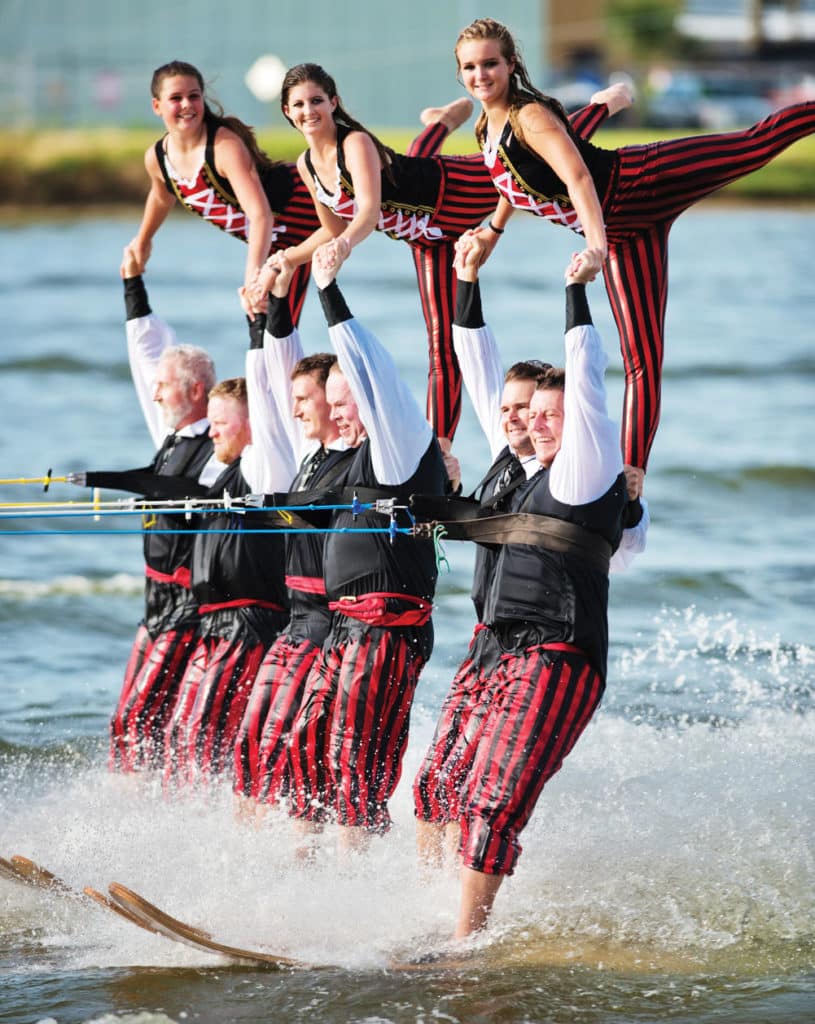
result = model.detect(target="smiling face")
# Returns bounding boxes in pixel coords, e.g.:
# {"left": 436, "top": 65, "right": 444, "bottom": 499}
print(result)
{"left": 152, "top": 74, "right": 205, "bottom": 135}
{"left": 528, "top": 387, "right": 565, "bottom": 467}
{"left": 282, "top": 80, "right": 338, "bottom": 140}
{"left": 291, "top": 371, "right": 338, "bottom": 444}
{"left": 325, "top": 369, "right": 365, "bottom": 448}
{"left": 207, "top": 394, "right": 251, "bottom": 465}
{"left": 455, "top": 38, "right": 514, "bottom": 109}
{"left": 500, "top": 378, "right": 536, "bottom": 458}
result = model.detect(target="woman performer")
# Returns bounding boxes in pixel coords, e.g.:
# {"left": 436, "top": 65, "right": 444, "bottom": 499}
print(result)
{"left": 260, "top": 63, "right": 629, "bottom": 439}
{"left": 454, "top": 17, "right": 815, "bottom": 484}
{"left": 125, "top": 60, "right": 314, "bottom": 321}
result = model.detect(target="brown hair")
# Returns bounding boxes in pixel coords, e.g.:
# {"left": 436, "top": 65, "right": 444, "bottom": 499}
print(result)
{"left": 280, "top": 63, "right": 396, "bottom": 185}
{"left": 534, "top": 366, "right": 566, "bottom": 393}
{"left": 454, "top": 18, "right": 572, "bottom": 152}
{"left": 505, "top": 358, "right": 552, "bottom": 384}
{"left": 151, "top": 60, "right": 277, "bottom": 171}
{"left": 291, "top": 352, "right": 337, "bottom": 386}
{"left": 209, "top": 376, "right": 248, "bottom": 404}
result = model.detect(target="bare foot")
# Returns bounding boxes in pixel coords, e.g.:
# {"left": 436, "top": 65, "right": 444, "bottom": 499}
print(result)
{"left": 420, "top": 96, "right": 474, "bottom": 132}
{"left": 590, "top": 81, "right": 635, "bottom": 117}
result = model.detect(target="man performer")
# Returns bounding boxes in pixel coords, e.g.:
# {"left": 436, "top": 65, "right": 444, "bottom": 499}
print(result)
{"left": 422, "top": 239, "right": 639, "bottom": 937}
{"left": 413, "top": 239, "right": 649, "bottom": 868}
{"left": 233, "top": 258, "right": 355, "bottom": 811}
{"left": 162, "top": 287, "right": 297, "bottom": 786}
{"left": 110, "top": 247, "right": 221, "bottom": 772}
{"left": 284, "top": 256, "right": 448, "bottom": 852}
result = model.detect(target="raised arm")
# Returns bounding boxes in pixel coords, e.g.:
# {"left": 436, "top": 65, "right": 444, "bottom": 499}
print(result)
{"left": 241, "top": 282, "right": 299, "bottom": 494}
{"left": 256, "top": 257, "right": 311, "bottom": 465}
{"left": 312, "top": 264, "right": 431, "bottom": 486}
{"left": 549, "top": 251, "right": 621, "bottom": 505}
{"left": 121, "top": 245, "right": 177, "bottom": 449}
{"left": 451, "top": 235, "right": 506, "bottom": 458}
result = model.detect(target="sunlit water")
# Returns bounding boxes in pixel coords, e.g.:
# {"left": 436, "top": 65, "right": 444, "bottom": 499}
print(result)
{"left": 1, "top": 208, "right": 813, "bottom": 1024}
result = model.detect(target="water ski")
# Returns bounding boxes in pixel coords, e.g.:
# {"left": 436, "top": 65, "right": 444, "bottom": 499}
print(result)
{"left": 1, "top": 854, "right": 163, "bottom": 934}
{"left": 108, "top": 882, "right": 306, "bottom": 969}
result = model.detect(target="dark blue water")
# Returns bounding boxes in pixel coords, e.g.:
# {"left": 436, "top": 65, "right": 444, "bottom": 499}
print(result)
{"left": 0, "top": 209, "right": 813, "bottom": 1024}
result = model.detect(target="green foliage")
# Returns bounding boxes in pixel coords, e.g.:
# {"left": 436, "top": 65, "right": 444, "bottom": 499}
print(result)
{"left": 0, "top": 127, "right": 813, "bottom": 208}
{"left": 606, "top": 0, "right": 684, "bottom": 61}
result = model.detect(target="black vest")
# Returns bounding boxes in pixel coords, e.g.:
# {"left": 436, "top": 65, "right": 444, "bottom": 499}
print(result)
{"left": 483, "top": 467, "right": 626, "bottom": 677}
{"left": 469, "top": 446, "right": 526, "bottom": 622}
{"left": 284, "top": 446, "right": 356, "bottom": 622}
{"left": 323, "top": 438, "right": 447, "bottom": 602}
{"left": 143, "top": 431, "right": 213, "bottom": 575}
{"left": 191, "top": 459, "right": 288, "bottom": 609}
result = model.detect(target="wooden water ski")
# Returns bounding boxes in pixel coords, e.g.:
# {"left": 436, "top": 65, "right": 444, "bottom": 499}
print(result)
{"left": 9, "top": 854, "right": 75, "bottom": 892}
{"left": 108, "top": 882, "right": 305, "bottom": 969}
{"left": 1, "top": 854, "right": 162, "bottom": 935}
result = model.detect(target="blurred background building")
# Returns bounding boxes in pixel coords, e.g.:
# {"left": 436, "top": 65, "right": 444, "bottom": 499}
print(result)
{"left": 1, "top": 0, "right": 814, "bottom": 129}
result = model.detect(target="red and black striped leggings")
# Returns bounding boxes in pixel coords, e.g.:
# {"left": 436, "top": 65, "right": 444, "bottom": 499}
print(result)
{"left": 600, "top": 101, "right": 815, "bottom": 470}
{"left": 458, "top": 644, "right": 604, "bottom": 877}
{"left": 406, "top": 104, "right": 612, "bottom": 440}
{"left": 287, "top": 624, "right": 426, "bottom": 832}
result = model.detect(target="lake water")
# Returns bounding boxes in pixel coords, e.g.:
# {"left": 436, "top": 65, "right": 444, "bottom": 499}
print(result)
{"left": 0, "top": 208, "right": 813, "bottom": 1024}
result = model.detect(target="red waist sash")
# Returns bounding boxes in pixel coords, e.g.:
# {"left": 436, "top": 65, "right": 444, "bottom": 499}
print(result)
{"left": 328, "top": 592, "right": 433, "bottom": 628}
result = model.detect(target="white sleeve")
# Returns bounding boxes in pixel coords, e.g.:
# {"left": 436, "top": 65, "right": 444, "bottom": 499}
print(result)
{"left": 453, "top": 322, "right": 506, "bottom": 459}
{"left": 262, "top": 323, "right": 309, "bottom": 464}
{"left": 549, "top": 322, "right": 623, "bottom": 507}
{"left": 329, "top": 318, "right": 432, "bottom": 486}
{"left": 240, "top": 347, "right": 298, "bottom": 494}
{"left": 126, "top": 313, "right": 177, "bottom": 450}
{"left": 609, "top": 498, "right": 650, "bottom": 573}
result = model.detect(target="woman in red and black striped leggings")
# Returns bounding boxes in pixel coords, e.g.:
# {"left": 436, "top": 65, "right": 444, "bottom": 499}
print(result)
{"left": 456, "top": 18, "right": 815, "bottom": 482}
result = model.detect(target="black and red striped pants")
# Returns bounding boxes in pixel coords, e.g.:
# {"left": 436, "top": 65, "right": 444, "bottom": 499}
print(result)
{"left": 268, "top": 173, "right": 320, "bottom": 326}
{"left": 287, "top": 620, "right": 428, "bottom": 832}
{"left": 413, "top": 624, "right": 498, "bottom": 823}
{"left": 232, "top": 632, "right": 322, "bottom": 802}
{"left": 109, "top": 581, "right": 200, "bottom": 773}
{"left": 457, "top": 641, "right": 604, "bottom": 876}
{"left": 163, "top": 606, "right": 286, "bottom": 787}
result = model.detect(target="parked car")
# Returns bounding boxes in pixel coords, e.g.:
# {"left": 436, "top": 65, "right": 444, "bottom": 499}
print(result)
{"left": 647, "top": 69, "right": 775, "bottom": 129}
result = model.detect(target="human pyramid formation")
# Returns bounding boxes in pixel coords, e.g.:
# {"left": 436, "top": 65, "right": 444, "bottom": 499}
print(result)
{"left": 107, "top": 18, "right": 814, "bottom": 938}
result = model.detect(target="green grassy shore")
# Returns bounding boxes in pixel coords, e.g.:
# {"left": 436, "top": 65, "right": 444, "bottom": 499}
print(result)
{"left": 2, "top": 126, "right": 814, "bottom": 208}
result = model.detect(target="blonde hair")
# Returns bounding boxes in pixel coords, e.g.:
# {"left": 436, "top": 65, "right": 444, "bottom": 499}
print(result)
{"left": 455, "top": 18, "right": 571, "bottom": 152}
{"left": 208, "top": 376, "right": 247, "bottom": 405}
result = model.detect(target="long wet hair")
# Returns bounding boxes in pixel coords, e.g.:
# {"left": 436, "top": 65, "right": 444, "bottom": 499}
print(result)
{"left": 454, "top": 19, "right": 572, "bottom": 152}
{"left": 151, "top": 60, "right": 276, "bottom": 171}
{"left": 280, "top": 63, "right": 396, "bottom": 185}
